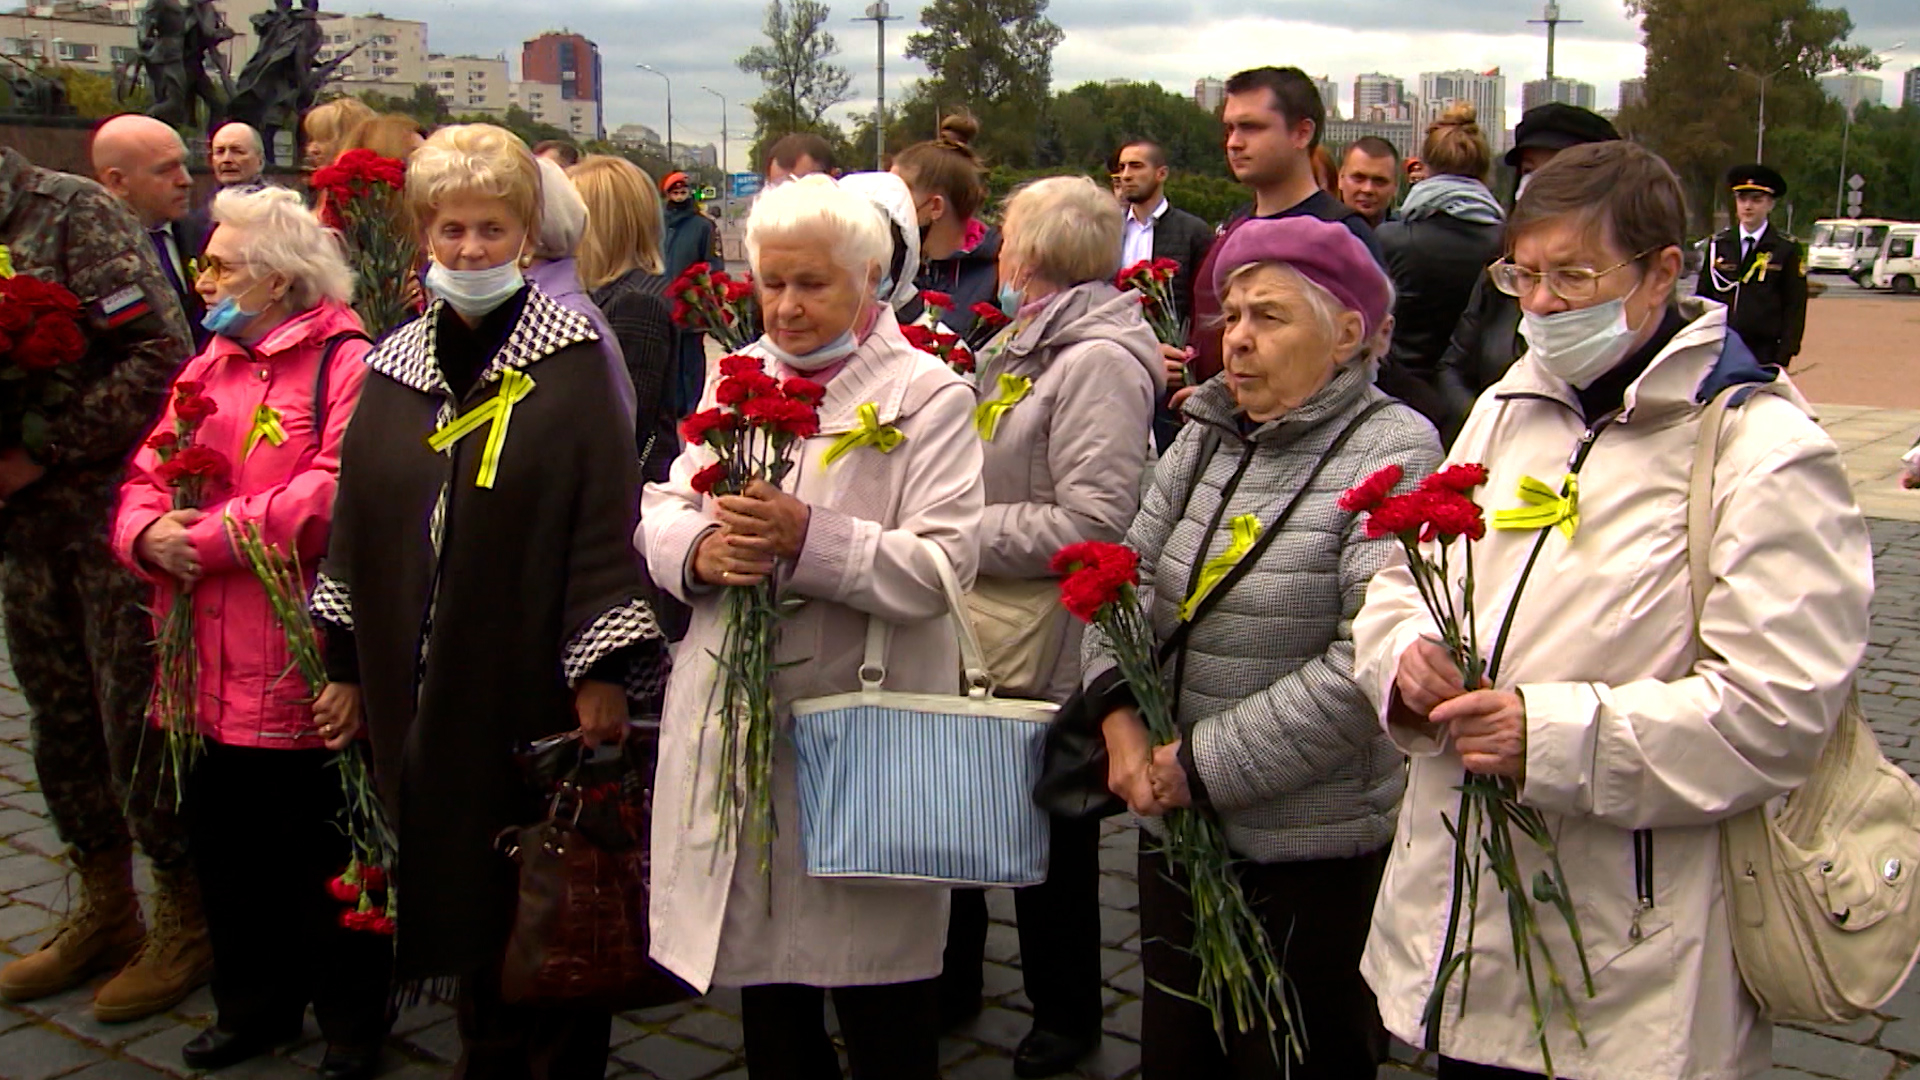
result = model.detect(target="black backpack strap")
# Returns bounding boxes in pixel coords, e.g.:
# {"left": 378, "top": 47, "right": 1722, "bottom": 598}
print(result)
{"left": 311, "top": 331, "right": 370, "bottom": 441}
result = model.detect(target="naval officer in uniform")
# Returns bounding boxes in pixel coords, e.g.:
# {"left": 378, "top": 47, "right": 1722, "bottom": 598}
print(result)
{"left": 1697, "top": 163, "right": 1808, "bottom": 369}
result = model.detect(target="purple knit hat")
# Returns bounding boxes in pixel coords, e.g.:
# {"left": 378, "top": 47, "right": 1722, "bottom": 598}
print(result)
{"left": 1211, "top": 217, "right": 1393, "bottom": 337}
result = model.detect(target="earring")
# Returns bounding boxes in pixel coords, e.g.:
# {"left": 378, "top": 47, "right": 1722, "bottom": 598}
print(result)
{"left": 518, "top": 252, "right": 533, "bottom": 269}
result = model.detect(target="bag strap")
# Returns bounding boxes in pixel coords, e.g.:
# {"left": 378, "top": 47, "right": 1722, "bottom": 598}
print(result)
{"left": 859, "top": 538, "right": 994, "bottom": 698}
{"left": 1156, "top": 399, "right": 1392, "bottom": 668}
{"left": 1686, "top": 382, "right": 1786, "bottom": 620}
{"left": 312, "top": 331, "right": 370, "bottom": 441}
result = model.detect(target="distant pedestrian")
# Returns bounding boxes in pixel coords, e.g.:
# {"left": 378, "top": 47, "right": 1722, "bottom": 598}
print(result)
{"left": 299, "top": 98, "right": 375, "bottom": 170}
{"left": 1375, "top": 103, "right": 1504, "bottom": 428}
{"left": 661, "top": 169, "right": 718, "bottom": 414}
{"left": 524, "top": 157, "right": 637, "bottom": 423}
{"left": 764, "top": 132, "right": 835, "bottom": 184}
{"left": 893, "top": 113, "right": 1001, "bottom": 341}
{"left": 1338, "top": 136, "right": 1400, "bottom": 228}
{"left": 209, "top": 121, "right": 267, "bottom": 193}
{"left": 1112, "top": 137, "right": 1215, "bottom": 451}
{"left": 1697, "top": 164, "right": 1807, "bottom": 370}
{"left": 533, "top": 139, "right": 581, "bottom": 167}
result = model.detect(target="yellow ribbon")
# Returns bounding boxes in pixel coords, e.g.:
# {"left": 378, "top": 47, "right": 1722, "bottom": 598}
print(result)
{"left": 973, "top": 373, "right": 1033, "bottom": 441}
{"left": 821, "top": 402, "right": 905, "bottom": 466}
{"left": 1491, "top": 473, "right": 1580, "bottom": 540}
{"left": 1742, "top": 252, "right": 1773, "bottom": 283}
{"left": 425, "top": 368, "right": 536, "bottom": 488}
{"left": 0, "top": 245, "right": 12, "bottom": 278}
{"left": 244, "top": 404, "right": 287, "bottom": 459}
{"left": 1178, "top": 514, "right": 1261, "bottom": 621}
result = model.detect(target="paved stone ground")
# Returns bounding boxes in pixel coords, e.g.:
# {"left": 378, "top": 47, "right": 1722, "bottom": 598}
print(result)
{"left": 2, "top": 520, "right": 1919, "bottom": 1079}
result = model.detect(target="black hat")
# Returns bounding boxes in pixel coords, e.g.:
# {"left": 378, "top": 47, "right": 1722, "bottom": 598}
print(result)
{"left": 1727, "top": 163, "right": 1786, "bottom": 198}
{"left": 1503, "top": 103, "right": 1621, "bottom": 167}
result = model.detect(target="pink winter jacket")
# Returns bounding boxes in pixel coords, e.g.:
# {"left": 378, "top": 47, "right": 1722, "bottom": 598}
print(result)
{"left": 112, "top": 299, "right": 372, "bottom": 749}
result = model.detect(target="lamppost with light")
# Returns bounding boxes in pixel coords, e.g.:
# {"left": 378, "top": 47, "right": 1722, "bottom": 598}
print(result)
{"left": 1727, "top": 60, "right": 1793, "bottom": 162}
{"left": 701, "top": 84, "right": 729, "bottom": 225}
{"left": 1825, "top": 42, "right": 1904, "bottom": 219}
{"left": 636, "top": 63, "right": 673, "bottom": 170}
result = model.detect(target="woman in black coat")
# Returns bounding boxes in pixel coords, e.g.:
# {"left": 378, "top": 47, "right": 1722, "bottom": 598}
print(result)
{"left": 311, "top": 124, "right": 663, "bottom": 1079}
{"left": 1374, "top": 103, "right": 1504, "bottom": 429}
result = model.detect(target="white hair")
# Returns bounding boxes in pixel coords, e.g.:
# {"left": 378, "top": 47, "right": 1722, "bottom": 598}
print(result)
{"left": 211, "top": 186, "right": 353, "bottom": 308}
{"left": 1002, "top": 176, "right": 1123, "bottom": 286}
{"left": 532, "top": 156, "right": 589, "bottom": 259}
{"left": 745, "top": 174, "right": 891, "bottom": 286}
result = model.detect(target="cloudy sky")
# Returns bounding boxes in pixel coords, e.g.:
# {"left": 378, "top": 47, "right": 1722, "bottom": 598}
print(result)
{"left": 364, "top": 0, "right": 1917, "bottom": 169}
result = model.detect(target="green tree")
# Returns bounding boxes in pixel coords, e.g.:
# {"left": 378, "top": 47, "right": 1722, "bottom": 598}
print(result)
{"left": 1619, "top": 0, "right": 1871, "bottom": 235}
{"left": 903, "top": 0, "right": 1063, "bottom": 164}
{"left": 737, "top": 0, "right": 854, "bottom": 153}
{"left": 358, "top": 83, "right": 450, "bottom": 128}
{"left": 1040, "top": 80, "right": 1226, "bottom": 177}
{"left": 45, "top": 65, "right": 149, "bottom": 118}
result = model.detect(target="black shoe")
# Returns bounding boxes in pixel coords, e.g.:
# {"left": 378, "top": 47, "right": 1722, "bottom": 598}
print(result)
{"left": 1013, "top": 1027, "right": 1100, "bottom": 1079}
{"left": 180, "top": 1025, "right": 294, "bottom": 1070}
{"left": 319, "top": 1044, "right": 382, "bottom": 1080}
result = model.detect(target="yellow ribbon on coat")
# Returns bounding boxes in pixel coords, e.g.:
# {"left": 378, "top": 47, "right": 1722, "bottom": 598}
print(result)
{"left": 1742, "top": 252, "right": 1773, "bottom": 283}
{"left": 0, "top": 245, "right": 13, "bottom": 278}
{"left": 973, "top": 373, "right": 1033, "bottom": 441}
{"left": 1178, "top": 514, "right": 1262, "bottom": 621}
{"left": 821, "top": 401, "right": 905, "bottom": 466}
{"left": 1491, "top": 473, "right": 1579, "bottom": 540}
{"left": 425, "top": 368, "right": 536, "bottom": 489}
{"left": 244, "top": 403, "right": 287, "bottom": 459}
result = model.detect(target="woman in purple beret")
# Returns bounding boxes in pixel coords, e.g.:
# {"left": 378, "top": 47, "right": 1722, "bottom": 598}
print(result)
{"left": 1083, "top": 215, "right": 1442, "bottom": 1079}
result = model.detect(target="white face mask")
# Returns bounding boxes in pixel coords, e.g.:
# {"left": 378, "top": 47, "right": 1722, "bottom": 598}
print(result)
{"left": 1520, "top": 278, "right": 1651, "bottom": 390}
{"left": 425, "top": 258, "right": 524, "bottom": 319}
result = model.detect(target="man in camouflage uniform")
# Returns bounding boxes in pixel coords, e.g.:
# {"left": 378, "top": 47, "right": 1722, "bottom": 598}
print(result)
{"left": 0, "top": 146, "right": 212, "bottom": 1022}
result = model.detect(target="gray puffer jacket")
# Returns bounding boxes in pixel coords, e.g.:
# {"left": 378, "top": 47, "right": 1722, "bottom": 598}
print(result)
{"left": 977, "top": 280, "right": 1163, "bottom": 702}
{"left": 1084, "top": 361, "right": 1442, "bottom": 862}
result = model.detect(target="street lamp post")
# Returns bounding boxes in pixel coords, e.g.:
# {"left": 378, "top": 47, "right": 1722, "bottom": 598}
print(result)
{"left": 1828, "top": 43, "right": 1904, "bottom": 219}
{"left": 853, "top": 2, "right": 901, "bottom": 172}
{"left": 701, "top": 85, "right": 729, "bottom": 224}
{"left": 637, "top": 63, "right": 673, "bottom": 170}
{"left": 1727, "top": 60, "right": 1793, "bottom": 162}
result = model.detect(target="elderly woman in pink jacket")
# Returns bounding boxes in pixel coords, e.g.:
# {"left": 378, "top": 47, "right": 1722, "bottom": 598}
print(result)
{"left": 112, "top": 187, "right": 389, "bottom": 1080}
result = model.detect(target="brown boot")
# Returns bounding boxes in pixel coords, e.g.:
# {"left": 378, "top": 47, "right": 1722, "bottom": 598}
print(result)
{"left": 0, "top": 845, "right": 145, "bottom": 1002}
{"left": 92, "top": 861, "right": 213, "bottom": 1022}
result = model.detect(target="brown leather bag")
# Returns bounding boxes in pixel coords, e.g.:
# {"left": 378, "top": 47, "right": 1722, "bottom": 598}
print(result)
{"left": 496, "top": 726, "right": 691, "bottom": 1010}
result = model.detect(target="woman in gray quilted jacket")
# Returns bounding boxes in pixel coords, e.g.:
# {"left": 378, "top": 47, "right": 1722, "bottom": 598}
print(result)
{"left": 1084, "top": 215, "right": 1442, "bottom": 1080}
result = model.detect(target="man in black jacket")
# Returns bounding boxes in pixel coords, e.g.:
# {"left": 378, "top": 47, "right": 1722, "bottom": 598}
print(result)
{"left": 1696, "top": 164, "right": 1807, "bottom": 369}
{"left": 1113, "top": 139, "right": 1214, "bottom": 324}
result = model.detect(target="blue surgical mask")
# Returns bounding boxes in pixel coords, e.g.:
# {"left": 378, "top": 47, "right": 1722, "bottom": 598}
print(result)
{"left": 200, "top": 278, "right": 270, "bottom": 340}
{"left": 426, "top": 258, "right": 524, "bottom": 319}
{"left": 762, "top": 327, "right": 859, "bottom": 372}
{"left": 997, "top": 280, "right": 1023, "bottom": 318}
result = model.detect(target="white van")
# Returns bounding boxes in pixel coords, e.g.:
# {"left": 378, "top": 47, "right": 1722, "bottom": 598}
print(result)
{"left": 1870, "top": 225, "right": 1919, "bottom": 294}
{"left": 1809, "top": 218, "right": 1896, "bottom": 275}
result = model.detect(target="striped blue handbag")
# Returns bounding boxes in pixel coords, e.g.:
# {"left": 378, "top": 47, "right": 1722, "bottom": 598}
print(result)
{"left": 790, "top": 540, "right": 1058, "bottom": 887}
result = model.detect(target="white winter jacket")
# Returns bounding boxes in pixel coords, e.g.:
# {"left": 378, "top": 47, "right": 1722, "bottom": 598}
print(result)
{"left": 1353, "top": 300, "right": 1873, "bottom": 1080}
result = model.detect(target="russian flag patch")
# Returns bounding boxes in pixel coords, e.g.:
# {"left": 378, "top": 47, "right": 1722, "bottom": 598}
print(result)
{"left": 94, "top": 285, "right": 153, "bottom": 329}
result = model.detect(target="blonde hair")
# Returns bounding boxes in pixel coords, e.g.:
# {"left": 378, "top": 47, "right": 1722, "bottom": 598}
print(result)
{"left": 746, "top": 174, "right": 890, "bottom": 285}
{"left": 302, "top": 98, "right": 375, "bottom": 166}
{"left": 569, "top": 155, "right": 664, "bottom": 287}
{"left": 1421, "top": 103, "right": 1492, "bottom": 181}
{"left": 340, "top": 113, "right": 426, "bottom": 161}
{"left": 1001, "top": 176, "right": 1123, "bottom": 287}
{"left": 211, "top": 186, "right": 354, "bottom": 309}
{"left": 405, "top": 124, "right": 542, "bottom": 241}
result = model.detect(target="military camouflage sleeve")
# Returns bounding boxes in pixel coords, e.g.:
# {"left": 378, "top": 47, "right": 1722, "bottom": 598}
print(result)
{"left": 42, "top": 190, "right": 192, "bottom": 470}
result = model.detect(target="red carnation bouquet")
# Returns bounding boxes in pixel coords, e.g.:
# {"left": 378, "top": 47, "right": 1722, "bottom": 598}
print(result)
{"left": 144, "top": 382, "right": 231, "bottom": 805}
{"left": 669, "top": 262, "right": 757, "bottom": 353}
{"left": 1052, "top": 541, "right": 1301, "bottom": 1062}
{"left": 310, "top": 149, "right": 417, "bottom": 337}
{"left": 1341, "top": 463, "right": 1593, "bottom": 1070}
{"left": 680, "top": 356, "right": 823, "bottom": 869}
{"left": 900, "top": 323, "right": 973, "bottom": 375}
{"left": 0, "top": 271, "right": 90, "bottom": 452}
{"left": 965, "top": 300, "right": 1012, "bottom": 350}
{"left": 1116, "top": 258, "right": 1186, "bottom": 348}
{"left": 228, "top": 520, "right": 398, "bottom": 935}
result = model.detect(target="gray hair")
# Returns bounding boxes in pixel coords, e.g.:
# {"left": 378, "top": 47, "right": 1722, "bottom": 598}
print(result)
{"left": 210, "top": 186, "right": 353, "bottom": 309}
{"left": 214, "top": 121, "right": 264, "bottom": 158}
{"left": 1001, "top": 176, "right": 1123, "bottom": 287}
{"left": 745, "top": 174, "right": 891, "bottom": 287}
{"left": 532, "top": 156, "right": 589, "bottom": 259}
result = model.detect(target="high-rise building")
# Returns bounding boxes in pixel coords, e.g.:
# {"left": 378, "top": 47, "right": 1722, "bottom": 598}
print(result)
{"left": 1354, "top": 73, "right": 1405, "bottom": 119}
{"left": 1521, "top": 77, "right": 1596, "bottom": 113}
{"left": 1419, "top": 68, "right": 1507, "bottom": 152}
{"left": 430, "top": 54, "right": 510, "bottom": 117}
{"left": 1194, "top": 76, "right": 1225, "bottom": 115}
{"left": 314, "top": 12, "right": 429, "bottom": 98}
{"left": 1820, "top": 73, "right": 1884, "bottom": 111}
{"left": 1906, "top": 68, "right": 1920, "bottom": 109}
{"left": 1323, "top": 119, "right": 1417, "bottom": 161}
{"left": 1618, "top": 77, "right": 1646, "bottom": 111}
{"left": 1312, "top": 75, "right": 1342, "bottom": 120}
{"left": 521, "top": 31, "right": 602, "bottom": 139}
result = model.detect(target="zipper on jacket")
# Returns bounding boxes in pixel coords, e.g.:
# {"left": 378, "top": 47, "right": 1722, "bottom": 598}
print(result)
{"left": 1631, "top": 828, "right": 1655, "bottom": 940}
{"left": 1170, "top": 439, "right": 1257, "bottom": 700}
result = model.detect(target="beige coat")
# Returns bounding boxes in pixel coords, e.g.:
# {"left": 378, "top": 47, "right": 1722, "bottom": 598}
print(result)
{"left": 1353, "top": 301, "right": 1873, "bottom": 1079}
{"left": 640, "top": 309, "right": 984, "bottom": 992}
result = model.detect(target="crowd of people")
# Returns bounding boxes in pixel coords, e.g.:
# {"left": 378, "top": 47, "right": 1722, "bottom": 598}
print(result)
{"left": 0, "top": 57, "right": 1868, "bottom": 1080}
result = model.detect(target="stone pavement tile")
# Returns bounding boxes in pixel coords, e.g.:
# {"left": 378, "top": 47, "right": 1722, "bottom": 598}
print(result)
{"left": 1102, "top": 998, "right": 1140, "bottom": 1042}
{"left": 1759, "top": 1071, "right": 1835, "bottom": 1080}
{"left": 403, "top": 1017, "right": 462, "bottom": 1063}
{"left": 0, "top": 806, "right": 43, "bottom": 837}
{"left": 1379, "top": 1067, "right": 1428, "bottom": 1080}
{"left": 661, "top": 1006, "right": 741, "bottom": 1051}
{"left": 4, "top": 790, "right": 50, "bottom": 815}
{"left": 0, "top": 850, "right": 67, "bottom": 892}
{"left": 125, "top": 1021, "right": 205, "bottom": 1074}
{"left": 619, "top": 1032, "right": 732, "bottom": 1079}
{"left": 12, "top": 827, "right": 66, "bottom": 859}
{"left": 1076, "top": 1036, "right": 1141, "bottom": 1079}
{"left": 1768, "top": 1028, "right": 1898, "bottom": 1080}
{"left": 983, "top": 923, "right": 1020, "bottom": 965}
{"left": 0, "top": 1023, "right": 111, "bottom": 1080}
{"left": 65, "top": 1061, "right": 178, "bottom": 1080}
{"left": 1876, "top": 1016, "right": 1920, "bottom": 1056}
{"left": 15, "top": 982, "right": 101, "bottom": 1021}
{"left": 607, "top": 1015, "right": 647, "bottom": 1048}
{"left": 13, "top": 876, "right": 75, "bottom": 911}
{"left": 169, "top": 985, "right": 215, "bottom": 1023}
{"left": 0, "top": 1003, "right": 33, "bottom": 1034}
{"left": 954, "top": 1005, "right": 1032, "bottom": 1053}
{"left": 1790, "top": 1016, "right": 1885, "bottom": 1045}
{"left": 0, "top": 895, "right": 53, "bottom": 939}
{"left": 1105, "top": 962, "right": 1142, "bottom": 997}
{"left": 979, "top": 961, "right": 1023, "bottom": 1000}
{"left": 1098, "top": 907, "right": 1139, "bottom": 948}
{"left": 48, "top": 995, "right": 177, "bottom": 1048}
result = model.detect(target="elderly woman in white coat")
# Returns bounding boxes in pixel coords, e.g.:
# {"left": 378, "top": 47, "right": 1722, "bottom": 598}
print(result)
{"left": 938, "top": 176, "right": 1161, "bottom": 1079}
{"left": 1354, "top": 142, "right": 1872, "bottom": 1080}
{"left": 639, "top": 175, "right": 984, "bottom": 1080}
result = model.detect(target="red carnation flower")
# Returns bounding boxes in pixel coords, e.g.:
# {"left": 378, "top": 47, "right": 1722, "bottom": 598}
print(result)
{"left": 1339, "top": 464, "right": 1404, "bottom": 514}
{"left": 1151, "top": 257, "right": 1180, "bottom": 274}
{"left": 740, "top": 395, "right": 821, "bottom": 439}
{"left": 690, "top": 460, "right": 729, "bottom": 495}
{"left": 327, "top": 875, "right": 361, "bottom": 903}
{"left": 680, "top": 408, "right": 735, "bottom": 446}
{"left": 718, "top": 354, "right": 764, "bottom": 378}
{"left": 153, "top": 458, "right": 185, "bottom": 484}
{"left": 686, "top": 262, "right": 712, "bottom": 281}
{"left": 1363, "top": 492, "right": 1429, "bottom": 540}
{"left": 900, "top": 324, "right": 938, "bottom": 353}
{"left": 722, "top": 279, "right": 755, "bottom": 303}
{"left": 170, "top": 444, "right": 229, "bottom": 483}
{"left": 921, "top": 290, "right": 954, "bottom": 312}
{"left": 715, "top": 370, "right": 780, "bottom": 406}
{"left": 1418, "top": 463, "right": 1490, "bottom": 496}
{"left": 366, "top": 915, "right": 397, "bottom": 936}
{"left": 173, "top": 380, "right": 205, "bottom": 399}
{"left": 6, "top": 274, "right": 82, "bottom": 317}
{"left": 970, "top": 301, "right": 1010, "bottom": 329}
{"left": 1050, "top": 541, "right": 1140, "bottom": 622}
{"left": 0, "top": 299, "right": 32, "bottom": 335}
{"left": 14, "top": 319, "right": 85, "bottom": 369}
{"left": 1419, "top": 492, "right": 1487, "bottom": 543}
{"left": 360, "top": 865, "right": 387, "bottom": 891}
{"left": 173, "top": 394, "right": 218, "bottom": 426}
{"left": 146, "top": 430, "right": 179, "bottom": 455}
{"left": 782, "top": 377, "right": 826, "bottom": 405}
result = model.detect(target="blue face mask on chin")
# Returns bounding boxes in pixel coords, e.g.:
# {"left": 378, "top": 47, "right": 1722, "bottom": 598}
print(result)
{"left": 201, "top": 278, "right": 272, "bottom": 340}
{"left": 997, "top": 280, "right": 1023, "bottom": 318}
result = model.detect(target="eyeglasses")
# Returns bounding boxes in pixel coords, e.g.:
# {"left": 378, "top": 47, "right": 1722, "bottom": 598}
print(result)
{"left": 1487, "top": 249, "right": 1656, "bottom": 303}
{"left": 196, "top": 255, "right": 251, "bottom": 284}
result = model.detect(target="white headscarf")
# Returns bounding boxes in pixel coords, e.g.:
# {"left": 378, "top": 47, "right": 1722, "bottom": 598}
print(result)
{"left": 835, "top": 171, "right": 922, "bottom": 312}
